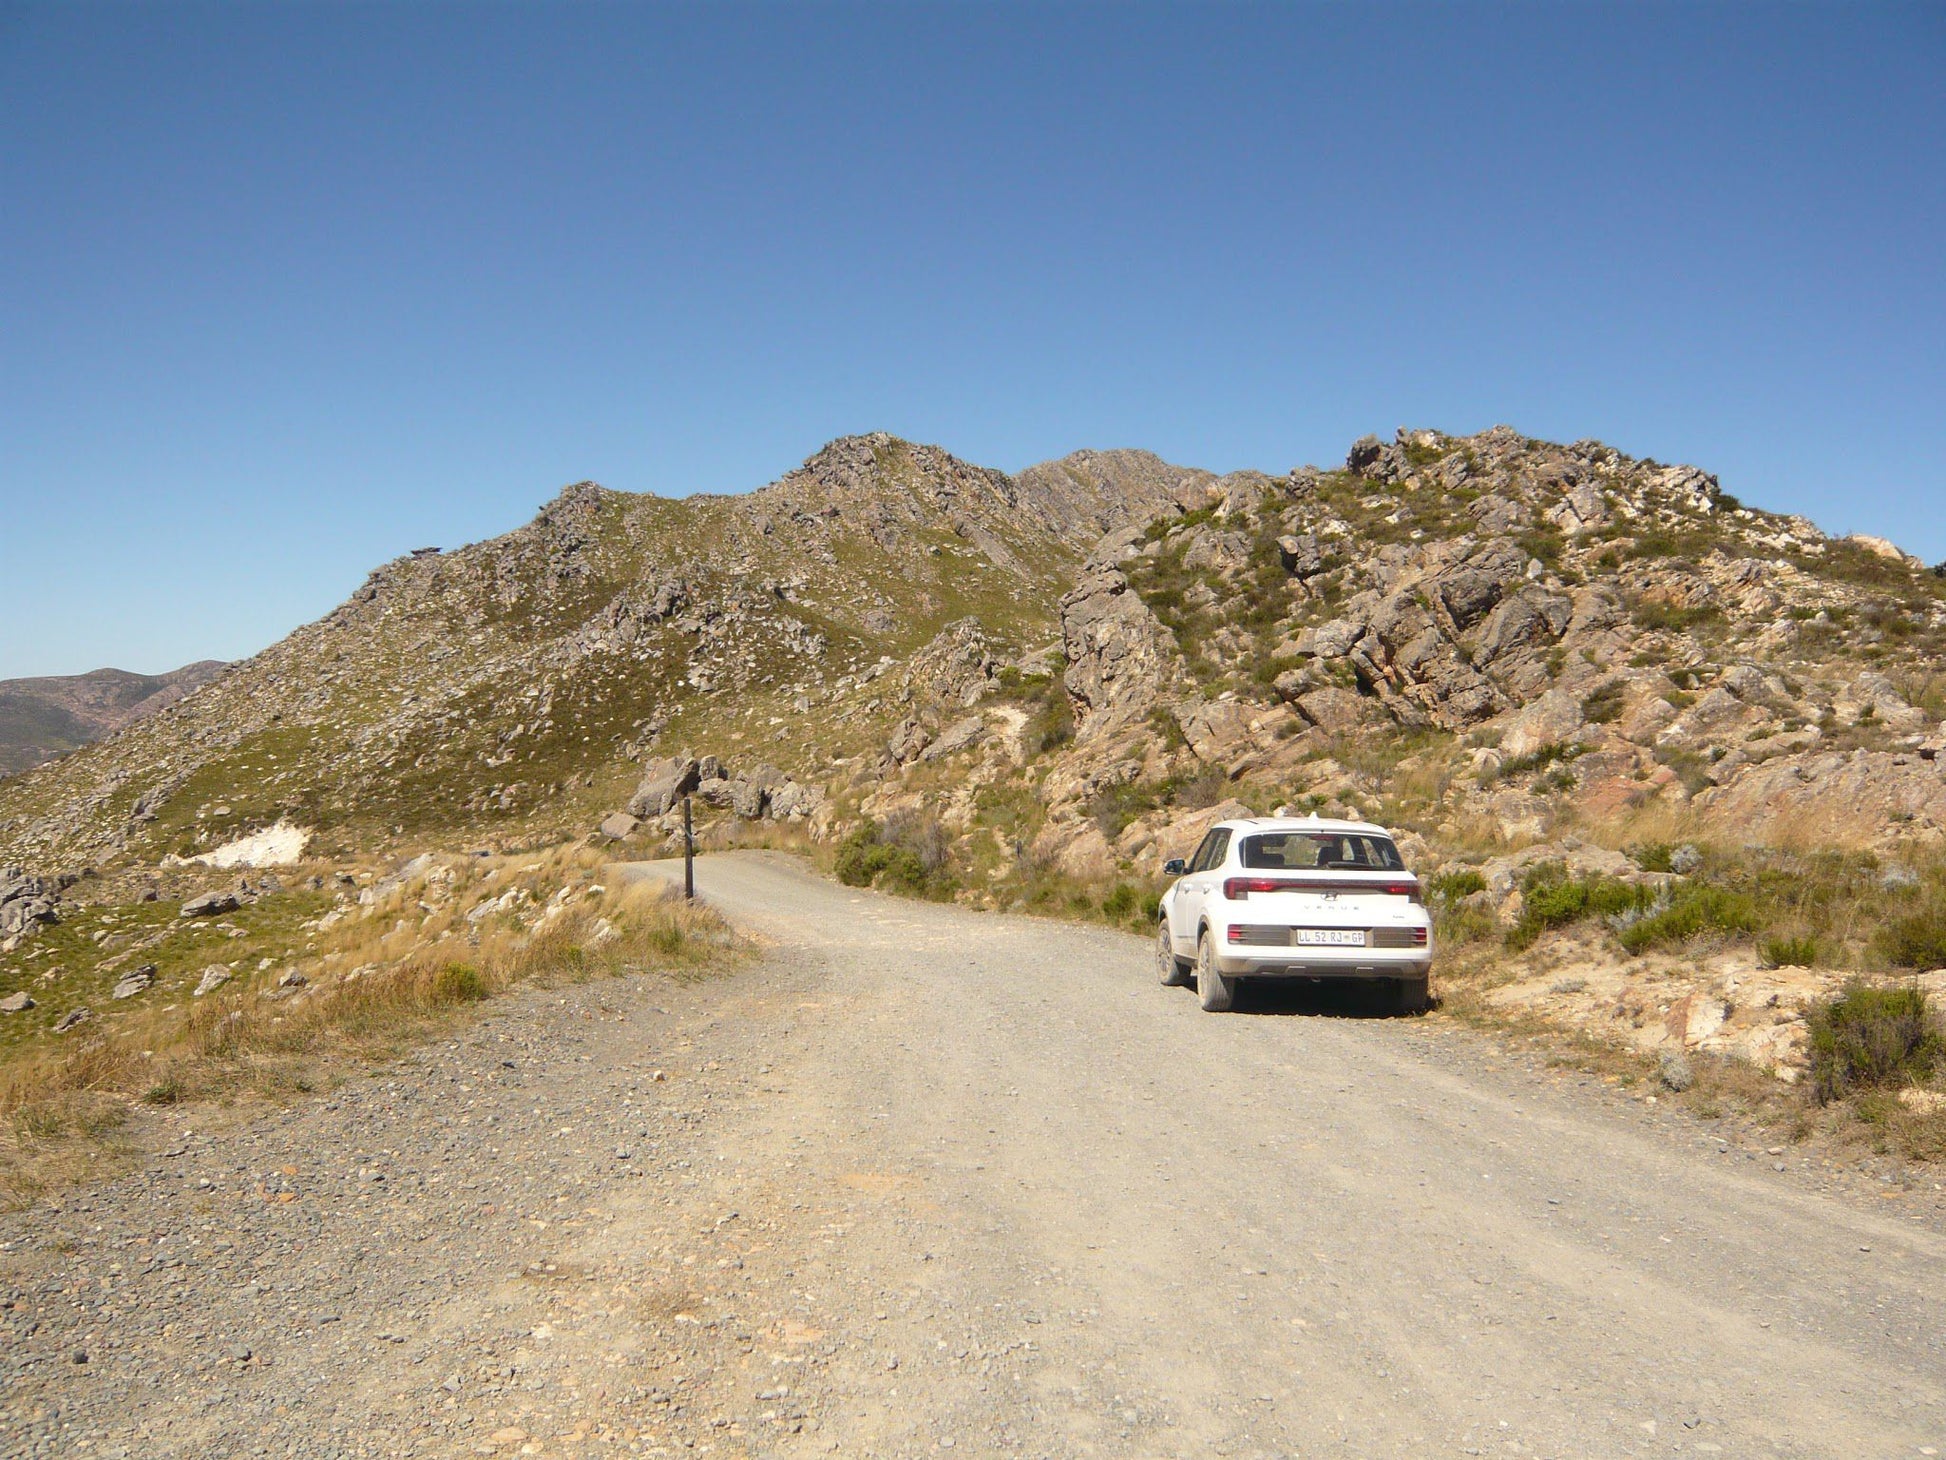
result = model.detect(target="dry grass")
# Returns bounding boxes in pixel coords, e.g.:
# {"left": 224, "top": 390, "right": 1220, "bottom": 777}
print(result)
{"left": 0, "top": 847, "right": 735, "bottom": 1207}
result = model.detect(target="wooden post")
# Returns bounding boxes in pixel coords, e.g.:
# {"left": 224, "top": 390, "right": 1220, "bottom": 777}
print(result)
{"left": 683, "top": 796, "right": 695, "bottom": 901}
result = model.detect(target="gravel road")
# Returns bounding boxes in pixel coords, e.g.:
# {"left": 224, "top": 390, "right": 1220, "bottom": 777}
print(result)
{"left": 4, "top": 851, "right": 1943, "bottom": 1459}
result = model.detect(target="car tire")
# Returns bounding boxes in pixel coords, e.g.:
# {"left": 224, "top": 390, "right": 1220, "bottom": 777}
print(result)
{"left": 1158, "top": 920, "right": 1194, "bottom": 986}
{"left": 1391, "top": 975, "right": 1430, "bottom": 1015}
{"left": 1196, "top": 930, "right": 1237, "bottom": 1013}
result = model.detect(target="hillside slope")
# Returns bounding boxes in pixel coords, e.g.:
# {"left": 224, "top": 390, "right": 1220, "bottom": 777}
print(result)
{"left": 0, "top": 435, "right": 1194, "bottom": 871}
{"left": 0, "top": 663, "right": 225, "bottom": 779}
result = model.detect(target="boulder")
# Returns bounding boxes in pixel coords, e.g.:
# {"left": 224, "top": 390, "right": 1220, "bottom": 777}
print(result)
{"left": 54, "top": 1007, "right": 92, "bottom": 1034}
{"left": 180, "top": 890, "right": 241, "bottom": 918}
{"left": 0, "top": 869, "right": 62, "bottom": 937}
{"left": 1177, "top": 699, "right": 1256, "bottom": 763}
{"left": 730, "top": 765, "right": 788, "bottom": 819}
{"left": 112, "top": 966, "right": 156, "bottom": 1000}
{"left": 1276, "top": 533, "right": 1323, "bottom": 576}
{"left": 1845, "top": 533, "right": 1915, "bottom": 564}
{"left": 626, "top": 756, "right": 701, "bottom": 818}
{"left": 920, "top": 715, "right": 987, "bottom": 762}
{"left": 0, "top": 992, "right": 34, "bottom": 1013}
{"left": 1501, "top": 690, "right": 1587, "bottom": 759}
{"left": 696, "top": 778, "right": 738, "bottom": 810}
{"left": 1293, "top": 687, "right": 1375, "bottom": 733}
{"left": 1617, "top": 695, "right": 1680, "bottom": 745}
{"left": 597, "top": 812, "right": 640, "bottom": 842}
{"left": 887, "top": 718, "right": 932, "bottom": 764}
{"left": 1696, "top": 749, "right": 1946, "bottom": 843}
{"left": 1426, "top": 539, "right": 1528, "bottom": 633}
{"left": 767, "top": 781, "right": 824, "bottom": 820}
{"left": 193, "top": 966, "right": 232, "bottom": 997}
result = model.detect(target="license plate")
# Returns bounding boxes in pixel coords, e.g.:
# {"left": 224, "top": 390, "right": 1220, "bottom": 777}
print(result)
{"left": 1294, "top": 929, "right": 1366, "bottom": 947}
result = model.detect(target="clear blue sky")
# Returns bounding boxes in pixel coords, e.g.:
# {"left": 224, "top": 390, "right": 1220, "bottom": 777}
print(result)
{"left": 2, "top": 2, "right": 1941, "bottom": 679}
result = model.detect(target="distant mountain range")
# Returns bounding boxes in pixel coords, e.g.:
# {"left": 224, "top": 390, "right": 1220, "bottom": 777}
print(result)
{"left": 0, "top": 663, "right": 226, "bottom": 779}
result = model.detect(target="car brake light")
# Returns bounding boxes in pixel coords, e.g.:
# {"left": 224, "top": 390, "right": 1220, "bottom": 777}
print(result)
{"left": 1222, "top": 877, "right": 1287, "bottom": 900}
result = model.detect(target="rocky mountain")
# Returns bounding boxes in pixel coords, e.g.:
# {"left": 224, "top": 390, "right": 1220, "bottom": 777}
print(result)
{"left": 0, "top": 435, "right": 1196, "bottom": 873}
{"left": 3, "top": 425, "right": 1942, "bottom": 901}
{"left": 0, "top": 663, "right": 225, "bottom": 779}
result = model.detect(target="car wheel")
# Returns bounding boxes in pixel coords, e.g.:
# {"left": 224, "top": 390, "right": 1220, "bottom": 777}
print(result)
{"left": 1196, "top": 930, "right": 1237, "bottom": 1013}
{"left": 1391, "top": 976, "right": 1430, "bottom": 1015}
{"left": 1157, "top": 920, "right": 1193, "bottom": 987}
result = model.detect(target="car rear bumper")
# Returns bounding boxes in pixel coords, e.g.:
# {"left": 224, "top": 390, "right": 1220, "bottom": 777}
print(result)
{"left": 1214, "top": 950, "right": 1432, "bottom": 979}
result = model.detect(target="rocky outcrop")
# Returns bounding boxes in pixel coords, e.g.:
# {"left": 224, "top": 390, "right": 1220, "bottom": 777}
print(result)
{"left": 1697, "top": 749, "right": 1946, "bottom": 844}
{"left": 1059, "top": 565, "right": 1182, "bottom": 733}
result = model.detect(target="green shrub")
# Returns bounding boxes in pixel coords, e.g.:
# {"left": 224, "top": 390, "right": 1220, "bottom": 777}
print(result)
{"left": 1614, "top": 885, "right": 1761, "bottom": 955}
{"left": 1873, "top": 903, "right": 1946, "bottom": 970}
{"left": 1148, "top": 704, "right": 1188, "bottom": 751}
{"left": 1630, "top": 842, "right": 1675, "bottom": 873}
{"left": 1489, "top": 742, "right": 1587, "bottom": 783}
{"left": 1429, "top": 868, "right": 1486, "bottom": 902}
{"left": 1506, "top": 868, "right": 1662, "bottom": 950}
{"left": 1760, "top": 934, "right": 1820, "bottom": 969}
{"left": 873, "top": 847, "right": 932, "bottom": 896}
{"left": 1091, "top": 782, "right": 1160, "bottom": 841}
{"left": 433, "top": 963, "right": 488, "bottom": 1003}
{"left": 1580, "top": 682, "right": 1627, "bottom": 724}
{"left": 1101, "top": 883, "right": 1140, "bottom": 922}
{"left": 834, "top": 817, "right": 954, "bottom": 898}
{"left": 835, "top": 825, "right": 894, "bottom": 887}
{"left": 1807, "top": 982, "right": 1942, "bottom": 1105}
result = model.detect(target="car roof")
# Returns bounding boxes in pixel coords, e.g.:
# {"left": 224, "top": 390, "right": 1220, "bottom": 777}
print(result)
{"left": 1213, "top": 815, "right": 1395, "bottom": 838}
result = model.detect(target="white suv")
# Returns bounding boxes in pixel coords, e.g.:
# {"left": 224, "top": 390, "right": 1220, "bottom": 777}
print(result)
{"left": 1156, "top": 815, "right": 1433, "bottom": 1013}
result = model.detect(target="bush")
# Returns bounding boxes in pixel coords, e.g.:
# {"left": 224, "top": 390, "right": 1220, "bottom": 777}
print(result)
{"left": 834, "top": 817, "right": 954, "bottom": 898}
{"left": 1428, "top": 868, "right": 1486, "bottom": 902}
{"left": 1506, "top": 867, "right": 1661, "bottom": 950}
{"left": 1629, "top": 842, "right": 1675, "bottom": 873}
{"left": 1489, "top": 741, "right": 1587, "bottom": 783}
{"left": 1760, "top": 934, "right": 1820, "bottom": 969}
{"left": 1873, "top": 904, "right": 1946, "bottom": 970}
{"left": 1807, "top": 982, "right": 1942, "bottom": 1105}
{"left": 835, "top": 825, "right": 894, "bottom": 887}
{"left": 1580, "top": 682, "right": 1627, "bottom": 724}
{"left": 1614, "top": 885, "right": 1760, "bottom": 954}
{"left": 432, "top": 963, "right": 488, "bottom": 1004}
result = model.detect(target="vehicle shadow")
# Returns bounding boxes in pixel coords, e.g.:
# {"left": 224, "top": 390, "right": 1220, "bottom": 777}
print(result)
{"left": 1194, "top": 979, "right": 1432, "bottom": 1019}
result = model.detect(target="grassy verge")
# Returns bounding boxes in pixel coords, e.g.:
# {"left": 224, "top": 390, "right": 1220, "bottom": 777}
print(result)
{"left": 0, "top": 847, "right": 736, "bottom": 1208}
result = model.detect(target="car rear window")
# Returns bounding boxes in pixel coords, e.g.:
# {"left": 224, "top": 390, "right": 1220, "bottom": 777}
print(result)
{"left": 1240, "top": 832, "right": 1405, "bottom": 872}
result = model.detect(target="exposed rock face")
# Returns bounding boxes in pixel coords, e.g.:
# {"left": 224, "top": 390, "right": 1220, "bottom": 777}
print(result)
{"left": 1059, "top": 565, "right": 1182, "bottom": 734}
{"left": 1698, "top": 750, "right": 1946, "bottom": 845}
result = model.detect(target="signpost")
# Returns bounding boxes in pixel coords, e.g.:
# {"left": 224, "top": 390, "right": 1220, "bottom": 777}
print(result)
{"left": 683, "top": 795, "right": 695, "bottom": 901}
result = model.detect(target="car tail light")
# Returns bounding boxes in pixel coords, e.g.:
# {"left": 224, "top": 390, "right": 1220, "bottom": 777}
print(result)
{"left": 1222, "top": 877, "right": 1288, "bottom": 900}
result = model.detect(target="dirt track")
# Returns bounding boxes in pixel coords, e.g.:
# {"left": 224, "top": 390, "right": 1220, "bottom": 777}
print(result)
{"left": 4, "top": 851, "right": 1943, "bottom": 1458}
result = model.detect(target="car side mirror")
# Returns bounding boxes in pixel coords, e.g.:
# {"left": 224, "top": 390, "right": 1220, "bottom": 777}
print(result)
{"left": 1162, "top": 858, "right": 1187, "bottom": 876}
